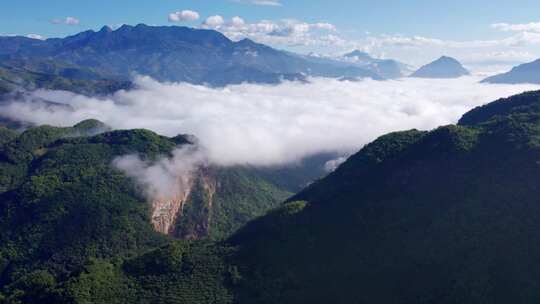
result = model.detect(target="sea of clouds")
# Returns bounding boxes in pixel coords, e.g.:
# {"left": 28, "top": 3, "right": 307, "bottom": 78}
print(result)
{"left": 2, "top": 76, "right": 539, "bottom": 167}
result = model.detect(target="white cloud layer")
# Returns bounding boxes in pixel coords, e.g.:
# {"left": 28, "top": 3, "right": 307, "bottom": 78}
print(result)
{"left": 2, "top": 76, "right": 539, "bottom": 166}
{"left": 168, "top": 10, "right": 200, "bottom": 22}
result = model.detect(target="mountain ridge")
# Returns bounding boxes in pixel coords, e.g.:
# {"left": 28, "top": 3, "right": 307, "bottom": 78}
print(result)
{"left": 4, "top": 90, "right": 540, "bottom": 302}
{"left": 0, "top": 24, "right": 382, "bottom": 88}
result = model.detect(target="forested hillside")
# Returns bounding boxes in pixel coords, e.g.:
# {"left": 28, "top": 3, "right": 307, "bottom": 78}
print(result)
{"left": 4, "top": 91, "right": 540, "bottom": 303}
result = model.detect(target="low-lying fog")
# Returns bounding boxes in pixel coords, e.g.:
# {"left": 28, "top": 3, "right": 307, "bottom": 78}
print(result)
{"left": 2, "top": 76, "right": 539, "bottom": 167}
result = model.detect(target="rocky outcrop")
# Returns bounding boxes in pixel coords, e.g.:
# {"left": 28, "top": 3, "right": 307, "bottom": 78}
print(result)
{"left": 150, "top": 167, "right": 217, "bottom": 237}
{"left": 151, "top": 174, "right": 195, "bottom": 234}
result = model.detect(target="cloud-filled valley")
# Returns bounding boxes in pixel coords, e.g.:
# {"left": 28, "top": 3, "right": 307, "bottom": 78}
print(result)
{"left": 1, "top": 76, "right": 539, "bottom": 167}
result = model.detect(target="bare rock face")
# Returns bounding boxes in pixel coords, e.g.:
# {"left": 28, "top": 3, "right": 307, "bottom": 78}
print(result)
{"left": 150, "top": 167, "right": 217, "bottom": 237}
{"left": 151, "top": 174, "right": 194, "bottom": 234}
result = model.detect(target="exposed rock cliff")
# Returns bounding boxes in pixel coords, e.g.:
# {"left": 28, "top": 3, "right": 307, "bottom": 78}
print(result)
{"left": 150, "top": 167, "right": 216, "bottom": 237}
{"left": 149, "top": 165, "right": 291, "bottom": 240}
{"left": 150, "top": 175, "right": 195, "bottom": 234}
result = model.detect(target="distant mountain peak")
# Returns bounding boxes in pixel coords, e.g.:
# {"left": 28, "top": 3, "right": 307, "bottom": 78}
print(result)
{"left": 115, "top": 24, "right": 134, "bottom": 32}
{"left": 236, "top": 38, "right": 259, "bottom": 47}
{"left": 437, "top": 55, "right": 459, "bottom": 62}
{"left": 99, "top": 25, "right": 113, "bottom": 33}
{"left": 410, "top": 55, "right": 470, "bottom": 78}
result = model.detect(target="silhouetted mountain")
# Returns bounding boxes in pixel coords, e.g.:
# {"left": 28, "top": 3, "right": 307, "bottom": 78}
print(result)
{"left": 481, "top": 59, "right": 540, "bottom": 84}
{"left": 411, "top": 56, "right": 470, "bottom": 78}
{"left": 0, "top": 24, "right": 381, "bottom": 87}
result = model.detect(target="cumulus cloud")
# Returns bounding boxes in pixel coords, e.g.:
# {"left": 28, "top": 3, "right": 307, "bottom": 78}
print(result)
{"left": 168, "top": 10, "right": 200, "bottom": 22}
{"left": 51, "top": 16, "right": 80, "bottom": 25}
{"left": 1, "top": 76, "right": 539, "bottom": 166}
{"left": 203, "top": 16, "right": 340, "bottom": 47}
{"left": 202, "top": 15, "right": 225, "bottom": 28}
{"left": 230, "top": 16, "right": 246, "bottom": 27}
{"left": 252, "top": 21, "right": 540, "bottom": 68}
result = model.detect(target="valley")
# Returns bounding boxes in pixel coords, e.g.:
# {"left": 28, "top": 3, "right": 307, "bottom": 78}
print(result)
{"left": 2, "top": 6, "right": 540, "bottom": 303}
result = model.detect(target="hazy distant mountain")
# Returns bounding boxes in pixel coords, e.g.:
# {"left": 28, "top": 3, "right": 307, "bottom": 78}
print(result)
{"left": 342, "top": 50, "right": 412, "bottom": 79}
{"left": 410, "top": 56, "right": 470, "bottom": 78}
{"left": 0, "top": 58, "right": 131, "bottom": 96}
{"left": 0, "top": 24, "right": 381, "bottom": 88}
{"left": 481, "top": 59, "right": 540, "bottom": 84}
{"left": 343, "top": 50, "right": 374, "bottom": 62}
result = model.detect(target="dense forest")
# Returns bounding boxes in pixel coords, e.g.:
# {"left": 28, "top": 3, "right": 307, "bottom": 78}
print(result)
{"left": 3, "top": 90, "right": 540, "bottom": 303}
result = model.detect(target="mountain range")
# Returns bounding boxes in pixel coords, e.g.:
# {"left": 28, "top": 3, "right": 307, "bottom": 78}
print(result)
{"left": 0, "top": 58, "right": 131, "bottom": 96}
{"left": 0, "top": 24, "right": 385, "bottom": 91}
{"left": 5, "top": 24, "right": 540, "bottom": 91}
{"left": 5, "top": 21, "right": 540, "bottom": 304}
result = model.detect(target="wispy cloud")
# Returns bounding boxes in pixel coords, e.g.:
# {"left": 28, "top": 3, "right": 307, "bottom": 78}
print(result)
{"left": 51, "top": 16, "right": 80, "bottom": 25}
{"left": 233, "top": 0, "right": 282, "bottom": 6}
{"left": 338, "top": 30, "right": 540, "bottom": 67}
{"left": 492, "top": 22, "right": 540, "bottom": 33}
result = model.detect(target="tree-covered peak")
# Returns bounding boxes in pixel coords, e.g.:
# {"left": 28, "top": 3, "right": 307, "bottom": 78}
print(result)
{"left": 72, "top": 119, "right": 110, "bottom": 134}
{"left": 459, "top": 90, "right": 540, "bottom": 126}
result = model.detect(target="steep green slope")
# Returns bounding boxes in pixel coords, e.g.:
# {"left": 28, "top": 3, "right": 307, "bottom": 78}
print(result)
{"left": 0, "top": 125, "right": 177, "bottom": 302}
{"left": 0, "top": 121, "right": 289, "bottom": 303}
{"left": 6, "top": 90, "right": 540, "bottom": 303}
{"left": 208, "top": 168, "right": 291, "bottom": 240}
{"left": 229, "top": 90, "right": 540, "bottom": 303}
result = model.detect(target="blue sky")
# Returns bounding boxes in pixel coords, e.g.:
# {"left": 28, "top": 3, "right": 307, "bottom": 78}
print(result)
{"left": 3, "top": 0, "right": 540, "bottom": 67}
